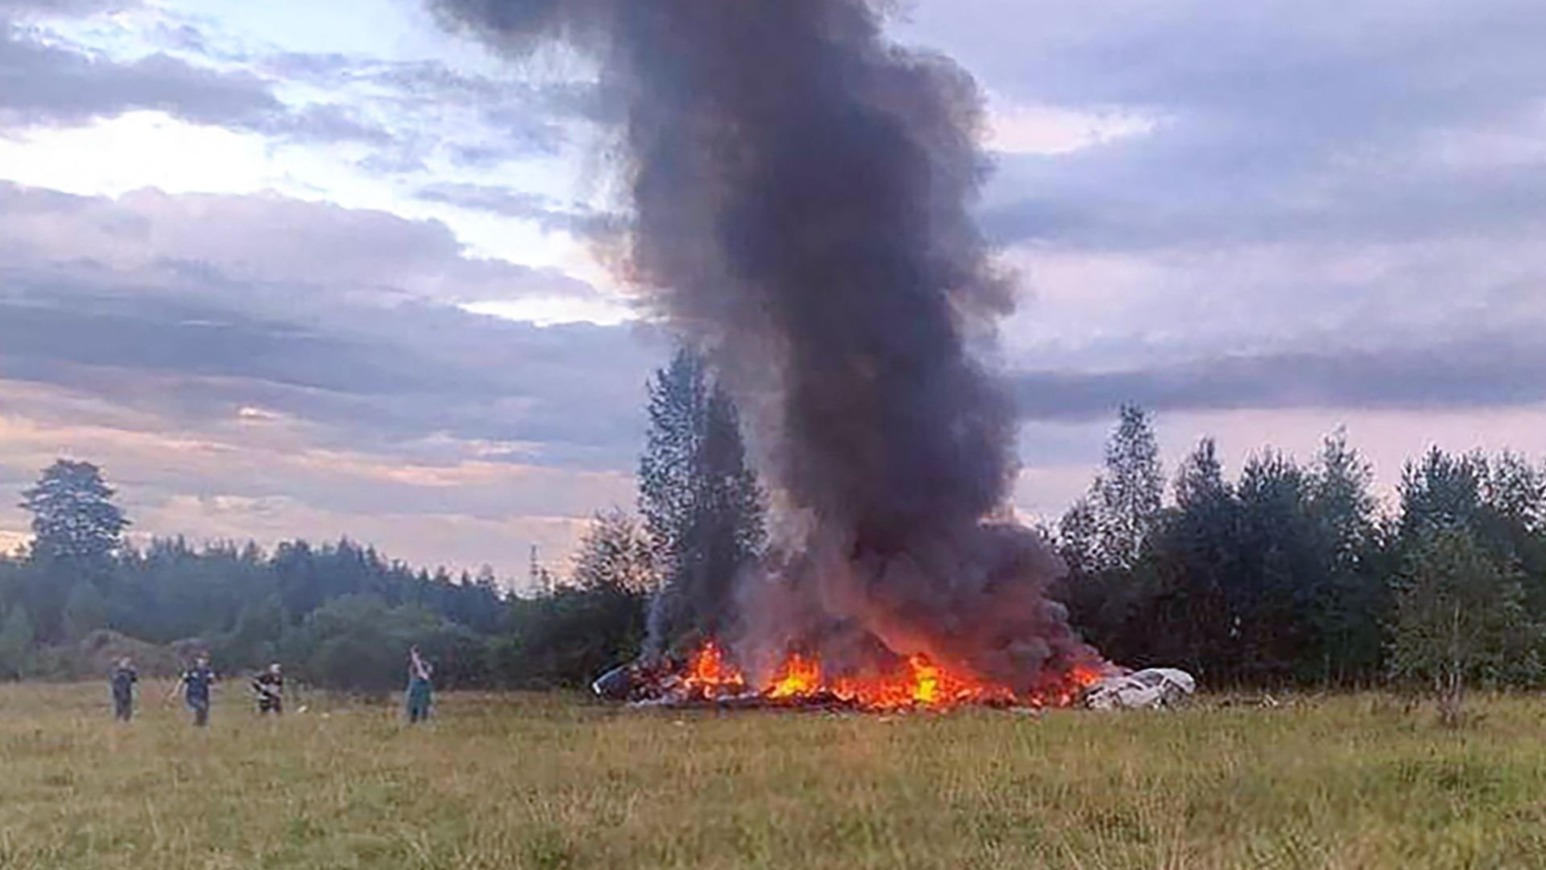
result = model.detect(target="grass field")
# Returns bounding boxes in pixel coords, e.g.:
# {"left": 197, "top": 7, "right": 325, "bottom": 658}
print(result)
{"left": 2, "top": 684, "right": 1545, "bottom": 869}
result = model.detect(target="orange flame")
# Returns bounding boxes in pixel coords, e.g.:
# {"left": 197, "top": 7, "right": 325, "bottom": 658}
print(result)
{"left": 768, "top": 652, "right": 822, "bottom": 698}
{"left": 681, "top": 640, "right": 747, "bottom": 698}
{"left": 910, "top": 655, "right": 939, "bottom": 705}
{"left": 677, "top": 640, "right": 1106, "bottom": 711}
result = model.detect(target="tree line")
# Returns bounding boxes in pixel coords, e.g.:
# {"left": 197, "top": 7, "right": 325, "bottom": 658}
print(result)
{"left": 1055, "top": 406, "right": 1545, "bottom": 720}
{"left": 4, "top": 358, "right": 1540, "bottom": 718}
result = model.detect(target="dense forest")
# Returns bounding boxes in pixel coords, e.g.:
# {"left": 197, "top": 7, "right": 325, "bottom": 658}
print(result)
{"left": 3, "top": 355, "right": 1543, "bottom": 711}
{"left": 1053, "top": 407, "right": 1545, "bottom": 717}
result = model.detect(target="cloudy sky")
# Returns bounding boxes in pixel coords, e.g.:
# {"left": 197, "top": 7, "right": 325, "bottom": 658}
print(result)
{"left": 3, "top": 0, "right": 1544, "bottom": 583}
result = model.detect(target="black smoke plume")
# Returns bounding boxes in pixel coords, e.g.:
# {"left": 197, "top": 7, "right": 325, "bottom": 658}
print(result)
{"left": 432, "top": 0, "right": 1099, "bottom": 691}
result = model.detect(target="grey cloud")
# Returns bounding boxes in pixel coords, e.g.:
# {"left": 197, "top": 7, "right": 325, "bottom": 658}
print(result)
{"left": 879, "top": 0, "right": 1546, "bottom": 420}
{"left": 912, "top": 0, "right": 1546, "bottom": 137}
{"left": 148, "top": 22, "right": 208, "bottom": 54}
{"left": 0, "top": 182, "right": 656, "bottom": 472}
{"left": 0, "top": 0, "right": 138, "bottom": 17}
{"left": 292, "top": 53, "right": 630, "bottom": 167}
{"left": 42, "top": 20, "right": 570, "bottom": 168}
{"left": 0, "top": 290, "right": 660, "bottom": 471}
{"left": 417, "top": 182, "right": 550, "bottom": 220}
{"left": 894, "top": 0, "right": 1546, "bottom": 252}
{"left": 0, "top": 182, "right": 601, "bottom": 305}
{"left": 0, "top": 27, "right": 279, "bottom": 128}
{"left": 1013, "top": 337, "right": 1546, "bottom": 422}
{"left": 445, "top": 144, "right": 514, "bottom": 169}
{"left": 983, "top": 157, "right": 1546, "bottom": 251}
{"left": 357, "top": 151, "right": 430, "bottom": 175}
{"left": 253, "top": 101, "right": 395, "bottom": 146}
{"left": 416, "top": 181, "right": 621, "bottom": 237}
{"left": 252, "top": 53, "right": 598, "bottom": 164}
{"left": 0, "top": 22, "right": 390, "bottom": 145}
{"left": 263, "top": 53, "right": 609, "bottom": 122}
{"left": 0, "top": 291, "right": 462, "bottom": 397}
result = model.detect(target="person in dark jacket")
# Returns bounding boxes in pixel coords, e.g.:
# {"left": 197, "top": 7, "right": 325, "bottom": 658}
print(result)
{"left": 110, "top": 656, "right": 137, "bottom": 722}
{"left": 252, "top": 663, "right": 284, "bottom": 715}
{"left": 169, "top": 655, "right": 217, "bottom": 726}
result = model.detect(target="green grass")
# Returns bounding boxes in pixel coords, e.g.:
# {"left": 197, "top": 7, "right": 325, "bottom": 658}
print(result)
{"left": 2, "top": 683, "right": 1545, "bottom": 869}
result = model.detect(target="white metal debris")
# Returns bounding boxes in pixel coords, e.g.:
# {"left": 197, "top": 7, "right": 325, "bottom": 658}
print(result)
{"left": 1083, "top": 667, "right": 1196, "bottom": 710}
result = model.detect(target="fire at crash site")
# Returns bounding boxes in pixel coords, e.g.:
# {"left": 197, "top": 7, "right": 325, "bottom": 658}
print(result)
{"left": 594, "top": 640, "right": 1119, "bottom": 712}
{"left": 426, "top": 0, "right": 1159, "bottom": 715}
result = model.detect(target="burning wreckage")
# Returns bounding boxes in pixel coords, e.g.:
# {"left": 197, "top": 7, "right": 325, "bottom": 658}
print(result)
{"left": 593, "top": 644, "right": 1194, "bottom": 713}
{"left": 439, "top": 0, "right": 1199, "bottom": 715}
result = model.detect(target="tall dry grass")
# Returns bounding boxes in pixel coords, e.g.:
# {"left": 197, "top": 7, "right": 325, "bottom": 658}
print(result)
{"left": 1, "top": 682, "right": 1544, "bottom": 869}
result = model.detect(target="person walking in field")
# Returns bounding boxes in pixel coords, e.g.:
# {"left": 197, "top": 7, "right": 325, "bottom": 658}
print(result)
{"left": 405, "top": 646, "right": 434, "bottom": 724}
{"left": 169, "top": 654, "right": 217, "bottom": 727}
{"left": 252, "top": 662, "right": 284, "bottom": 715}
{"left": 110, "top": 656, "right": 137, "bottom": 722}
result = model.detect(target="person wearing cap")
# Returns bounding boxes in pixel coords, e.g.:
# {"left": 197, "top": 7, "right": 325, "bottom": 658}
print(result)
{"left": 110, "top": 656, "right": 138, "bottom": 722}
{"left": 252, "top": 662, "right": 284, "bottom": 715}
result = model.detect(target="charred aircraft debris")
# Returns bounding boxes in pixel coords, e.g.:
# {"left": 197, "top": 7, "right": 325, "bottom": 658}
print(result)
{"left": 591, "top": 655, "right": 1195, "bottom": 713}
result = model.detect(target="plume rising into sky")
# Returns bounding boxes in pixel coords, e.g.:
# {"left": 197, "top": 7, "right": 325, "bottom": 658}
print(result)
{"left": 428, "top": 0, "right": 1094, "bottom": 683}
{"left": 1, "top": 0, "right": 1544, "bottom": 581}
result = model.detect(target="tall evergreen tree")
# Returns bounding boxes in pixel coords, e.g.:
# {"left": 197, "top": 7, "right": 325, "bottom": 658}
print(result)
{"left": 1149, "top": 437, "right": 1240, "bottom": 677}
{"left": 637, "top": 347, "right": 766, "bottom": 654}
{"left": 20, "top": 460, "right": 130, "bottom": 564}
{"left": 19, "top": 460, "right": 130, "bottom": 642}
{"left": 1174, "top": 437, "right": 1230, "bottom": 512}
{"left": 1483, "top": 452, "right": 1545, "bottom": 531}
{"left": 1053, "top": 405, "right": 1165, "bottom": 666}
{"left": 1399, "top": 448, "right": 1488, "bottom": 540}
{"left": 1481, "top": 452, "right": 1546, "bottom": 618}
{"left": 1305, "top": 430, "right": 1385, "bottom": 683}
{"left": 639, "top": 349, "right": 710, "bottom": 555}
{"left": 1090, "top": 404, "right": 1164, "bottom": 571}
{"left": 1232, "top": 449, "right": 1320, "bottom": 683}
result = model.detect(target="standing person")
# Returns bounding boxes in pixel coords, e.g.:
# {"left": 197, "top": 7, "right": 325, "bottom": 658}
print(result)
{"left": 405, "top": 646, "right": 434, "bottom": 724}
{"left": 252, "top": 663, "right": 284, "bottom": 716}
{"left": 110, "top": 656, "right": 137, "bottom": 722}
{"left": 169, "top": 654, "right": 217, "bottom": 727}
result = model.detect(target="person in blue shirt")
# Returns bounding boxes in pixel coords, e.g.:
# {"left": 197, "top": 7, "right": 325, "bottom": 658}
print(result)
{"left": 110, "top": 656, "right": 137, "bottom": 722}
{"left": 170, "top": 655, "right": 217, "bottom": 727}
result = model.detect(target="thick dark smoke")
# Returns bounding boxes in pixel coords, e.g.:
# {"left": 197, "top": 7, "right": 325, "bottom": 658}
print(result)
{"left": 433, "top": 0, "right": 1099, "bottom": 691}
